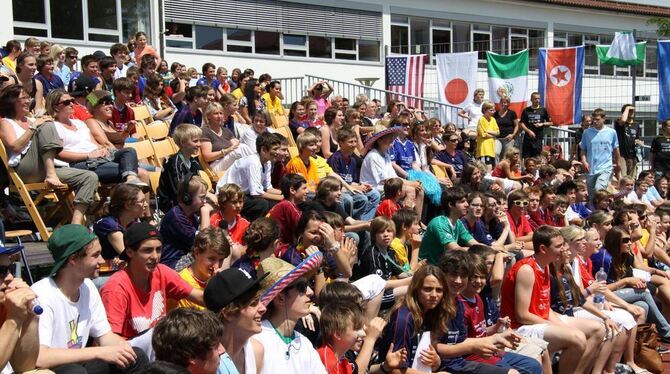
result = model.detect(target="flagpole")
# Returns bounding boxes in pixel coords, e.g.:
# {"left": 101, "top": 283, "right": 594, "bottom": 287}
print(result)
{"left": 632, "top": 29, "right": 637, "bottom": 107}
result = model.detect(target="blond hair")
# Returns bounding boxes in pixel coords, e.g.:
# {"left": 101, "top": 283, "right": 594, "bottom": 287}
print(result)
{"left": 173, "top": 124, "right": 203, "bottom": 147}
{"left": 296, "top": 131, "right": 318, "bottom": 151}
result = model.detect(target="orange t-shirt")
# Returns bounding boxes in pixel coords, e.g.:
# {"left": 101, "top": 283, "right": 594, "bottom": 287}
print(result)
{"left": 500, "top": 256, "right": 551, "bottom": 328}
{"left": 286, "top": 156, "right": 319, "bottom": 192}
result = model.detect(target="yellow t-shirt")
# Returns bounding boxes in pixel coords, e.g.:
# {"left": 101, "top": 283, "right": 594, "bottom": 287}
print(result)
{"left": 167, "top": 268, "right": 205, "bottom": 311}
{"left": 231, "top": 87, "right": 244, "bottom": 100}
{"left": 2, "top": 57, "right": 16, "bottom": 73}
{"left": 261, "top": 93, "right": 284, "bottom": 116}
{"left": 476, "top": 116, "right": 499, "bottom": 158}
{"left": 312, "top": 155, "right": 333, "bottom": 179}
{"left": 390, "top": 237, "right": 411, "bottom": 272}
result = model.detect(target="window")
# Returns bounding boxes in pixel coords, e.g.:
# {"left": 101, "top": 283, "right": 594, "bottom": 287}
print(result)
{"left": 452, "top": 22, "right": 470, "bottom": 53}
{"left": 584, "top": 35, "right": 599, "bottom": 74}
{"left": 88, "top": 0, "right": 117, "bottom": 29}
{"left": 335, "top": 38, "right": 356, "bottom": 60}
{"left": 391, "top": 25, "right": 409, "bottom": 54}
{"left": 256, "top": 31, "right": 280, "bottom": 55}
{"left": 410, "top": 17, "right": 430, "bottom": 55}
{"left": 283, "top": 34, "right": 307, "bottom": 57}
{"left": 528, "top": 29, "right": 544, "bottom": 71}
{"left": 13, "top": 0, "right": 45, "bottom": 23}
{"left": 196, "top": 25, "right": 223, "bottom": 51}
{"left": 359, "top": 40, "right": 380, "bottom": 61}
{"left": 568, "top": 33, "right": 581, "bottom": 47}
{"left": 227, "top": 29, "right": 252, "bottom": 53}
{"left": 554, "top": 32, "right": 567, "bottom": 48}
{"left": 121, "top": 0, "right": 151, "bottom": 42}
{"left": 492, "top": 27, "right": 508, "bottom": 54}
{"left": 472, "top": 31, "right": 491, "bottom": 62}
{"left": 309, "top": 36, "right": 331, "bottom": 58}
{"left": 166, "top": 22, "right": 193, "bottom": 48}
{"left": 51, "top": 0, "right": 84, "bottom": 40}
{"left": 432, "top": 29, "right": 451, "bottom": 55}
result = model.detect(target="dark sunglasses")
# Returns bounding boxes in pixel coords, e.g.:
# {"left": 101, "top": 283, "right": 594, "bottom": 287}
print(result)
{"left": 58, "top": 99, "right": 75, "bottom": 106}
{"left": 0, "top": 263, "right": 20, "bottom": 278}
{"left": 285, "top": 279, "right": 308, "bottom": 294}
{"left": 98, "top": 99, "right": 114, "bottom": 106}
{"left": 621, "top": 237, "right": 631, "bottom": 244}
{"left": 448, "top": 138, "right": 459, "bottom": 142}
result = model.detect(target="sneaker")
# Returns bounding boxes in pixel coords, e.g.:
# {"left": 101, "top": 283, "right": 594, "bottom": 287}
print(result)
{"left": 614, "top": 363, "right": 633, "bottom": 374}
{"left": 657, "top": 344, "right": 670, "bottom": 354}
{"left": 659, "top": 335, "right": 670, "bottom": 345}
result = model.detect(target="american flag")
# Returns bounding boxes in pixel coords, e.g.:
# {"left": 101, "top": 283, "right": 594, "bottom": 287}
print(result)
{"left": 386, "top": 55, "right": 427, "bottom": 109}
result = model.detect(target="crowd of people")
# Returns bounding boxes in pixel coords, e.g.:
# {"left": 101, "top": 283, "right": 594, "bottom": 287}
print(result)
{"left": 2, "top": 33, "right": 670, "bottom": 374}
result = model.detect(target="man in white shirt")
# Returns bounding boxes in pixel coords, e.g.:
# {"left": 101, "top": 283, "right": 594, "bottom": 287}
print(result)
{"left": 32, "top": 225, "right": 148, "bottom": 373}
{"left": 218, "top": 132, "right": 283, "bottom": 221}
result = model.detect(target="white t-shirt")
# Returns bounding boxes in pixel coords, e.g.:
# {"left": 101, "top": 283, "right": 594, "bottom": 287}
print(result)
{"left": 219, "top": 154, "right": 272, "bottom": 196}
{"left": 3, "top": 117, "right": 33, "bottom": 167}
{"left": 360, "top": 148, "right": 397, "bottom": 189}
{"left": 239, "top": 127, "right": 275, "bottom": 155}
{"left": 31, "top": 277, "right": 111, "bottom": 349}
{"left": 463, "top": 101, "right": 483, "bottom": 129}
{"left": 114, "top": 64, "right": 129, "bottom": 80}
{"left": 254, "top": 320, "right": 326, "bottom": 374}
{"left": 54, "top": 119, "right": 99, "bottom": 154}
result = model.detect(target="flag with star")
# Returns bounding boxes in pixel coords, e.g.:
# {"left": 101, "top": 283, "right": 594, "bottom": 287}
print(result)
{"left": 538, "top": 46, "right": 584, "bottom": 126}
{"left": 385, "top": 55, "right": 427, "bottom": 109}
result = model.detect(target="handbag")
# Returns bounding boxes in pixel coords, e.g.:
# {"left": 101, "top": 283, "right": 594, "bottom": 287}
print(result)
{"left": 634, "top": 323, "right": 663, "bottom": 374}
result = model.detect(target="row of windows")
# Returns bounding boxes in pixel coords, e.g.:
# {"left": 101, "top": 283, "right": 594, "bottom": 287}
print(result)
{"left": 165, "top": 22, "right": 381, "bottom": 62}
{"left": 12, "top": 0, "right": 151, "bottom": 43}
{"left": 390, "top": 16, "right": 657, "bottom": 78}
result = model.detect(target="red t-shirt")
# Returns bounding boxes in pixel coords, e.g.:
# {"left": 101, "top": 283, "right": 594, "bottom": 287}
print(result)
{"left": 578, "top": 257, "right": 595, "bottom": 288}
{"left": 268, "top": 200, "right": 302, "bottom": 246}
{"left": 71, "top": 103, "right": 92, "bottom": 122}
{"left": 500, "top": 256, "right": 551, "bottom": 329}
{"left": 209, "top": 213, "right": 249, "bottom": 245}
{"left": 507, "top": 211, "right": 532, "bottom": 238}
{"left": 459, "top": 294, "right": 498, "bottom": 364}
{"left": 100, "top": 264, "right": 193, "bottom": 339}
{"left": 317, "top": 345, "right": 353, "bottom": 374}
{"left": 376, "top": 199, "right": 400, "bottom": 218}
{"left": 111, "top": 104, "right": 136, "bottom": 134}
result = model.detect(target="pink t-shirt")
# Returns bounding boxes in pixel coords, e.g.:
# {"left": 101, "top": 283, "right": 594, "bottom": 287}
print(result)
{"left": 314, "top": 97, "right": 330, "bottom": 117}
{"left": 100, "top": 264, "right": 193, "bottom": 339}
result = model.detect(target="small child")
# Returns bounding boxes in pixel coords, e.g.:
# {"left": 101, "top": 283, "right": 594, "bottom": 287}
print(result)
{"left": 352, "top": 216, "right": 411, "bottom": 311}
{"left": 170, "top": 226, "right": 230, "bottom": 310}
{"left": 157, "top": 124, "right": 203, "bottom": 213}
{"left": 111, "top": 77, "right": 137, "bottom": 133}
{"left": 318, "top": 302, "right": 366, "bottom": 374}
{"left": 390, "top": 208, "right": 421, "bottom": 272}
{"left": 210, "top": 183, "right": 250, "bottom": 245}
{"left": 231, "top": 217, "right": 280, "bottom": 278}
{"left": 125, "top": 65, "right": 142, "bottom": 104}
{"left": 268, "top": 173, "right": 308, "bottom": 249}
{"left": 286, "top": 132, "right": 320, "bottom": 192}
{"left": 376, "top": 177, "right": 404, "bottom": 218}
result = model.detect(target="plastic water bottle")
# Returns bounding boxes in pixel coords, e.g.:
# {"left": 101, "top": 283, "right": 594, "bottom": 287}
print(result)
{"left": 593, "top": 267, "right": 607, "bottom": 310}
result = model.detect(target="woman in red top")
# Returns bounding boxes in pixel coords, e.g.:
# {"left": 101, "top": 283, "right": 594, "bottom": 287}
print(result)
{"left": 133, "top": 32, "right": 161, "bottom": 67}
{"left": 491, "top": 147, "right": 533, "bottom": 185}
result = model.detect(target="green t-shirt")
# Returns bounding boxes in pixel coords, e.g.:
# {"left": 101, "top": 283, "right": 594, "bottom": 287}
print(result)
{"left": 419, "top": 216, "right": 474, "bottom": 265}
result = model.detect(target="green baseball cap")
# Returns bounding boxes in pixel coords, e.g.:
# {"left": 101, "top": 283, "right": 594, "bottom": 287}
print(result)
{"left": 47, "top": 224, "right": 98, "bottom": 277}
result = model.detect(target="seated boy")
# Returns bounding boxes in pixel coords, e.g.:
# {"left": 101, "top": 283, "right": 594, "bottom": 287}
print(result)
{"left": 376, "top": 177, "right": 404, "bottom": 218}
{"left": 111, "top": 77, "right": 137, "bottom": 134}
{"left": 157, "top": 124, "right": 203, "bottom": 213}
{"left": 218, "top": 132, "right": 284, "bottom": 221}
{"left": 317, "top": 302, "right": 366, "bottom": 374}
{"left": 210, "top": 183, "right": 250, "bottom": 245}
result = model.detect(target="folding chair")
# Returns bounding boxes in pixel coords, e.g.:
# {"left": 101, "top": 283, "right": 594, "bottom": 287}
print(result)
{"left": 432, "top": 164, "right": 448, "bottom": 179}
{"left": 5, "top": 230, "right": 34, "bottom": 284}
{"left": 288, "top": 146, "right": 299, "bottom": 158}
{"left": 0, "top": 142, "right": 73, "bottom": 240}
{"left": 144, "top": 120, "right": 170, "bottom": 140}
{"left": 198, "top": 170, "right": 214, "bottom": 192}
{"left": 272, "top": 114, "right": 289, "bottom": 128}
{"left": 274, "top": 126, "right": 296, "bottom": 147}
{"left": 125, "top": 139, "right": 161, "bottom": 193}
{"left": 132, "top": 104, "right": 153, "bottom": 126}
{"left": 198, "top": 152, "right": 224, "bottom": 183}
{"left": 151, "top": 138, "right": 178, "bottom": 167}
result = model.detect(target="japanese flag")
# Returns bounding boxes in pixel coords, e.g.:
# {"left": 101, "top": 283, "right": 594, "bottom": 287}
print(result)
{"left": 437, "top": 52, "right": 478, "bottom": 122}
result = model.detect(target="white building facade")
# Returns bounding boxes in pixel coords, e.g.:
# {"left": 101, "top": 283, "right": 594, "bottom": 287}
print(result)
{"left": 2, "top": 0, "right": 669, "bottom": 136}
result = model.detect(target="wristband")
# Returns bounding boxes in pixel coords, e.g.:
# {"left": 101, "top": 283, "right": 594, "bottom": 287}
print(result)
{"left": 380, "top": 363, "right": 391, "bottom": 374}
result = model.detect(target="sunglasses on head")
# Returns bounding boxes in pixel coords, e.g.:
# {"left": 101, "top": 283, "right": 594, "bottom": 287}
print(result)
{"left": 0, "top": 263, "right": 19, "bottom": 278}
{"left": 285, "top": 279, "right": 308, "bottom": 294}
{"left": 513, "top": 200, "right": 530, "bottom": 207}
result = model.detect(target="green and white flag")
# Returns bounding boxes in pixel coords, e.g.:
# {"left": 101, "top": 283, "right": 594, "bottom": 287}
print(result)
{"left": 596, "top": 31, "right": 646, "bottom": 66}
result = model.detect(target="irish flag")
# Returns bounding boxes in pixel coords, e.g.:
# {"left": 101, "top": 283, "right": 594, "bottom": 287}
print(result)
{"left": 486, "top": 50, "right": 529, "bottom": 117}
{"left": 596, "top": 31, "right": 646, "bottom": 67}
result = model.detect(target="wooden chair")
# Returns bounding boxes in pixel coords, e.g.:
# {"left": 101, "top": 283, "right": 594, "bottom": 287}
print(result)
{"left": 274, "top": 126, "right": 296, "bottom": 147}
{"left": 198, "top": 152, "right": 224, "bottom": 183}
{"left": 288, "top": 146, "right": 299, "bottom": 158}
{"left": 150, "top": 138, "right": 178, "bottom": 167}
{"left": 144, "top": 120, "right": 170, "bottom": 140}
{"left": 272, "top": 113, "right": 289, "bottom": 128}
{"left": 198, "top": 170, "right": 213, "bottom": 192}
{"left": 432, "top": 164, "right": 448, "bottom": 179}
{"left": 125, "top": 139, "right": 161, "bottom": 193}
{"left": 133, "top": 121, "right": 147, "bottom": 140}
{"left": 5, "top": 230, "right": 35, "bottom": 283}
{"left": 132, "top": 105, "right": 153, "bottom": 126}
{"left": 0, "top": 142, "right": 73, "bottom": 241}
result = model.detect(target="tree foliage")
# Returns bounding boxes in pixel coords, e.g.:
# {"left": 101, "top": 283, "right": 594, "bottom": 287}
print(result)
{"left": 648, "top": 17, "right": 670, "bottom": 37}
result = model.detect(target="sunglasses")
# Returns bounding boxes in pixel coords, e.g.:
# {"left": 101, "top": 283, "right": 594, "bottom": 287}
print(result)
{"left": 58, "top": 99, "right": 75, "bottom": 106}
{"left": 0, "top": 263, "right": 19, "bottom": 278}
{"left": 99, "top": 99, "right": 114, "bottom": 106}
{"left": 448, "top": 138, "right": 459, "bottom": 142}
{"left": 513, "top": 200, "right": 530, "bottom": 207}
{"left": 621, "top": 237, "right": 631, "bottom": 244}
{"left": 285, "top": 279, "right": 308, "bottom": 294}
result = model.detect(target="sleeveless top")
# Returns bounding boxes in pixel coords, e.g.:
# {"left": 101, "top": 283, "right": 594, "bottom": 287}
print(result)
{"left": 3, "top": 117, "right": 33, "bottom": 167}
{"left": 500, "top": 256, "right": 551, "bottom": 328}
{"left": 244, "top": 340, "right": 257, "bottom": 374}
{"left": 93, "top": 119, "right": 126, "bottom": 147}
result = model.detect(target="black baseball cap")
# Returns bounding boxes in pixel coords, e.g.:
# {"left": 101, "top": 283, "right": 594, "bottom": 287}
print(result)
{"left": 120, "top": 222, "right": 161, "bottom": 260}
{"left": 68, "top": 75, "right": 97, "bottom": 97}
{"left": 204, "top": 268, "right": 267, "bottom": 313}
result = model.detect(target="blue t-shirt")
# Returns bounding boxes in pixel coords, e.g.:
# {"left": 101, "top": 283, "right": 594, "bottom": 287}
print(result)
{"left": 440, "top": 300, "right": 468, "bottom": 371}
{"left": 196, "top": 77, "right": 221, "bottom": 90}
{"left": 170, "top": 103, "right": 203, "bottom": 134}
{"left": 571, "top": 203, "right": 592, "bottom": 219}
{"left": 579, "top": 126, "right": 619, "bottom": 175}
{"left": 460, "top": 217, "right": 493, "bottom": 245}
{"left": 646, "top": 186, "right": 662, "bottom": 202}
{"left": 590, "top": 248, "right": 612, "bottom": 280}
{"left": 159, "top": 205, "right": 199, "bottom": 269}
{"left": 391, "top": 138, "right": 416, "bottom": 171}
{"left": 93, "top": 216, "right": 125, "bottom": 260}
{"left": 327, "top": 150, "right": 361, "bottom": 184}
{"left": 435, "top": 150, "right": 468, "bottom": 177}
{"left": 376, "top": 306, "right": 421, "bottom": 369}
{"left": 480, "top": 284, "right": 500, "bottom": 326}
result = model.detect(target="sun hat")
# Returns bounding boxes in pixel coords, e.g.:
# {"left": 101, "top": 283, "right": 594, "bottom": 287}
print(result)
{"left": 47, "top": 224, "right": 98, "bottom": 276}
{"left": 120, "top": 222, "right": 161, "bottom": 261}
{"left": 362, "top": 124, "right": 405, "bottom": 155}
{"left": 258, "top": 251, "right": 323, "bottom": 306}
{"left": 204, "top": 268, "right": 268, "bottom": 313}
